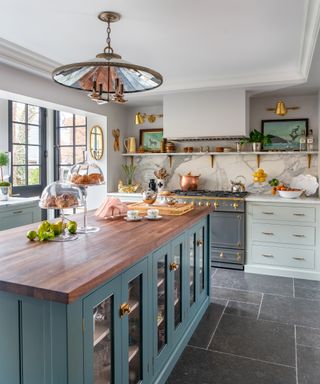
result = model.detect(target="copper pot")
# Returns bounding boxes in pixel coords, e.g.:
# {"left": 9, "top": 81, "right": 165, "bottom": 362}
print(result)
{"left": 179, "top": 172, "right": 201, "bottom": 191}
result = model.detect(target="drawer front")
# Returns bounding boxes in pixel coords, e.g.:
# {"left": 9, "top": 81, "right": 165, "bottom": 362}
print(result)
{"left": 251, "top": 205, "right": 315, "bottom": 223}
{"left": 211, "top": 247, "right": 244, "bottom": 264}
{"left": 0, "top": 207, "right": 40, "bottom": 231}
{"left": 252, "top": 245, "right": 315, "bottom": 269}
{"left": 252, "top": 223, "right": 315, "bottom": 246}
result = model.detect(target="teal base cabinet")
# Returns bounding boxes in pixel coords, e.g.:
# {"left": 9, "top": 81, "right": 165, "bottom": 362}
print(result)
{"left": 0, "top": 215, "right": 210, "bottom": 384}
{"left": 0, "top": 199, "right": 41, "bottom": 231}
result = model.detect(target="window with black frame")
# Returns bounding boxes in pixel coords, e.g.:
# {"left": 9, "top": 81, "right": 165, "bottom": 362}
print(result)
{"left": 54, "top": 111, "right": 87, "bottom": 181}
{"left": 8, "top": 101, "right": 47, "bottom": 197}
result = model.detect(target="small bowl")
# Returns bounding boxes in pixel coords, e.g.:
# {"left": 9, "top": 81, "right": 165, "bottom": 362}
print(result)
{"left": 278, "top": 190, "right": 303, "bottom": 199}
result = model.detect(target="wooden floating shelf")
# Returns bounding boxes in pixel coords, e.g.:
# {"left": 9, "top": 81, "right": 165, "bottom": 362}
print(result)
{"left": 122, "top": 151, "right": 318, "bottom": 169}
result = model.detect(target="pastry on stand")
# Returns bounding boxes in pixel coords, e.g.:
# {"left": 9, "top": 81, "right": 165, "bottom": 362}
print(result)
{"left": 68, "top": 154, "right": 105, "bottom": 233}
{"left": 39, "top": 181, "right": 84, "bottom": 241}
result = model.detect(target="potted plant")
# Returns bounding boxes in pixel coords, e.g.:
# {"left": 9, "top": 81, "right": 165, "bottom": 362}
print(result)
{"left": 247, "top": 129, "right": 271, "bottom": 152}
{"left": 118, "top": 164, "right": 140, "bottom": 193}
{"left": 0, "top": 152, "right": 10, "bottom": 201}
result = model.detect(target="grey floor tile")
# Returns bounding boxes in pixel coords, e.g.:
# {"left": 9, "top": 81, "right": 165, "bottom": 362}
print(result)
{"left": 224, "top": 301, "right": 259, "bottom": 319}
{"left": 259, "top": 294, "right": 320, "bottom": 328}
{"left": 297, "top": 345, "right": 320, "bottom": 384}
{"left": 295, "top": 286, "right": 320, "bottom": 301}
{"left": 296, "top": 326, "right": 320, "bottom": 349}
{"left": 166, "top": 346, "right": 296, "bottom": 384}
{"left": 188, "top": 303, "right": 225, "bottom": 348}
{"left": 211, "top": 286, "right": 262, "bottom": 304}
{"left": 210, "top": 297, "right": 228, "bottom": 307}
{"left": 212, "top": 268, "right": 293, "bottom": 296}
{"left": 294, "top": 278, "right": 320, "bottom": 291}
{"left": 209, "top": 314, "right": 295, "bottom": 366}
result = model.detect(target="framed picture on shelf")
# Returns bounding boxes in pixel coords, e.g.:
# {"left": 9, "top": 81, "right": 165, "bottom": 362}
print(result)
{"left": 139, "top": 129, "right": 163, "bottom": 152}
{"left": 261, "top": 119, "right": 308, "bottom": 151}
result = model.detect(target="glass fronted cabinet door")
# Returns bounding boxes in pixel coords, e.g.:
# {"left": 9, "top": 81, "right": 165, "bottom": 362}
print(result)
{"left": 170, "top": 233, "right": 185, "bottom": 343}
{"left": 196, "top": 219, "right": 208, "bottom": 302}
{"left": 152, "top": 244, "right": 170, "bottom": 375}
{"left": 121, "top": 259, "right": 149, "bottom": 384}
{"left": 83, "top": 277, "right": 122, "bottom": 384}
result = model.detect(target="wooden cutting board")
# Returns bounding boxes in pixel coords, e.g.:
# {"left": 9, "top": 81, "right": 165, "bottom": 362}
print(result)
{"left": 127, "top": 202, "right": 194, "bottom": 216}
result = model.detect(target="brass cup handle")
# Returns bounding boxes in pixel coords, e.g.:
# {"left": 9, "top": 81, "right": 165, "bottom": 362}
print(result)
{"left": 219, "top": 252, "right": 224, "bottom": 259}
{"left": 119, "top": 303, "right": 131, "bottom": 317}
{"left": 197, "top": 239, "right": 203, "bottom": 247}
{"left": 170, "top": 262, "right": 178, "bottom": 271}
{"left": 236, "top": 252, "right": 241, "bottom": 262}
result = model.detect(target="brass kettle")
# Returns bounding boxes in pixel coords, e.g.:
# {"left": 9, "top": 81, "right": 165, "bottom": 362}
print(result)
{"left": 179, "top": 172, "right": 201, "bottom": 191}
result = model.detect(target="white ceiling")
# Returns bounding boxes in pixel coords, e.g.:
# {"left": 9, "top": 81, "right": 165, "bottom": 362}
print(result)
{"left": 0, "top": 0, "right": 319, "bottom": 102}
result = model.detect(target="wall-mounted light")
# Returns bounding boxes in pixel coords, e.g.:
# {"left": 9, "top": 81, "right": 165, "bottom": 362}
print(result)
{"left": 135, "top": 112, "right": 163, "bottom": 125}
{"left": 266, "top": 100, "right": 299, "bottom": 116}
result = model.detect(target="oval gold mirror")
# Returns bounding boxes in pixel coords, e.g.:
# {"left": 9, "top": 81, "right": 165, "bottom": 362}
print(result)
{"left": 90, "top": 125, "right": 104, "bottom": 160}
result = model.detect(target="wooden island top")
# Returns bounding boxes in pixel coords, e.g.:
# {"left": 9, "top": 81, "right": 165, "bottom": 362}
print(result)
{"left": 0, "top": 208, "right": 210, "bottom": 304}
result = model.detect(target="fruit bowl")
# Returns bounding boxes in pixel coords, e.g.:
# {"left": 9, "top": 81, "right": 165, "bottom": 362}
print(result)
{"left": 278, "top": 190, "right": 303, "bottom": 199}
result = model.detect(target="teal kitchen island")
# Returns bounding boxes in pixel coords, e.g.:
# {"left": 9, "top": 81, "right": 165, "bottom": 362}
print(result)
{"left": 0, "top": 208, "right": 210, "bottom": 384}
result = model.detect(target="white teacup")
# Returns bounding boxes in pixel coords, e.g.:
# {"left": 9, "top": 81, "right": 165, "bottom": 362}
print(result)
{"left": 147, "top": 209, "right": 159, "bottom": 218}
{"left": 127, "top": 210, "right": 139, "bottom": 220}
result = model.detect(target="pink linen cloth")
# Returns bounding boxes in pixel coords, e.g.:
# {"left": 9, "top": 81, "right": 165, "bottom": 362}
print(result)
{"left": 95, "top": 197, "right": 128, "bottom": 218}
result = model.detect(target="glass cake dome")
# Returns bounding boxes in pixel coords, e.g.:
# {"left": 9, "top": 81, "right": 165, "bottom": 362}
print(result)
{"left": 68, "top": 159, "right": 104, "bottom": 186}
{"left": 39, "top": 181, "right": 84, "bottom": 210}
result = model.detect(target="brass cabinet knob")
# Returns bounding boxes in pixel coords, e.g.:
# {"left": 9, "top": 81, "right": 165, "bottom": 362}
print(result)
{"left": 206, "top": 201, "right": 211, "bottom": 207}
{"left": 170, "top": 262, "right": 178, "bottom": 271}
{"left": 119, "top": 303, "right": 131, "bottom": 317}
{"left": 233, "top": 202, "right": 239, "bottom": 209}
{"left": 197, "top": 239, "right": 203, "bottom": 247}
{"left": 219, "top": 252, "right": 224, "bottom": 258}
{"left": 214, "top": 202, "right": 219, "bottom": 209}
{"left": 236, "top": 252, "right": 241, "bottom": 262}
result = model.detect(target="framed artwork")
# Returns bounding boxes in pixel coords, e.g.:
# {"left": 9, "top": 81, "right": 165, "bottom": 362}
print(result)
{"left": 261, "top": 119, "right": 308, "bottom": 151}
{"left": 139, "top": 129, "right": 163, "bottom": 152}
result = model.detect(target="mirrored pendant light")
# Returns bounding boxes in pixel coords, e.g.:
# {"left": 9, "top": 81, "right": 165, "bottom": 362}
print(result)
{"left": 52, "top": 11, "right": 163, "bottom": 105}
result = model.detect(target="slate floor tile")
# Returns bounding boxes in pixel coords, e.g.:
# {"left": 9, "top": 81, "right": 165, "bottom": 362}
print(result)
{"left": 212, "top": 268, "right": 293, "bottom": 296}
{"left": 294, "top": 286, "right": 320, "bottom": 301}
{"left": 296, "top": 326, "right": 320, "bottom": 349}
{"left": 297, "top": 345, "right": 320, "bottom": 384}
{"left": 224, "top": 300, "right": 260, "bottom": 319}
{"left": 294, "top": 278, "right": 320, "bottom": 291}
{"left": 166, "top": 346, "right": 296, "bottom": 384}
{"left": 211, "top": 286, "right": 262, "bottom": 304}
{"left": 209, "top": 314, "right": 295, "bottom": 366}
{"left": 259, "top": 294, "right": 320, "bottom": 328}
{"left": 210, "top": 297, "right": 228, "bottom": 307}
{"left": 188, "top": 303, "right": 225, "bottom": 348}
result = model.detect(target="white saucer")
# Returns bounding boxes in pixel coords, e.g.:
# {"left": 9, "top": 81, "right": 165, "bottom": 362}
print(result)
{"left": 124, "top": 216, "right": 143, "bottom": 222}
{"left": 146, "top": 215, "right": 163, "bottom": 220}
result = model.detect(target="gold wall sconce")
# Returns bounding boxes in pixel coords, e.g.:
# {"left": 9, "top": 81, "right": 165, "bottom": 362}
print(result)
{"left": 135, "top": 112, "right": 163, "bottom": 125}
{"left": 266, "top": 100, "right": 299, "bottom": 116}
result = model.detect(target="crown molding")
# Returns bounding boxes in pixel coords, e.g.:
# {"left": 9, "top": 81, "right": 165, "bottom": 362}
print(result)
{"left": 298, "top": 0, "right": 320, "bottom": 80}
{"left": 0, "top": 38, "right": 60, "bottom": 78}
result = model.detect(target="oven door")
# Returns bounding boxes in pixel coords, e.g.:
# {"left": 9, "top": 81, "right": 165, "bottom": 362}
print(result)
{"left": 211, "top": 212, "right": 244, "bottom": 249}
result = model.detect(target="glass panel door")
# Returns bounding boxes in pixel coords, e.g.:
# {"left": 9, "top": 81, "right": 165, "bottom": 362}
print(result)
{"left": 127, "top": 275, "right": 142, "bottom": 384}
{"left": 189, "top": 233, "right": 196, "bottom": 306}
{"left": 172, "top": 243, "right": 182, "bottom": 329}
{"left": 157, "top": 255, "right": 167, "bottom": 353}
{"left": 93, "top": 297, "right": 113, "bottom": 384}
{"left": 198, "top": 226, "right": 205, "bottom": 294}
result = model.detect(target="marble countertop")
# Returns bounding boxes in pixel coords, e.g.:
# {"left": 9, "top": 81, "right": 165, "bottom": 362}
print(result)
{"left": 0, "top": 196, "right": 40, "bottom": 207}
{"left": 245, "top": 194, "right": 320, "bottom": 204}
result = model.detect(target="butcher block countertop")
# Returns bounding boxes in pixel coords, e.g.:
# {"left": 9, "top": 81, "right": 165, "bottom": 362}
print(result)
{"left": 0, "top": 208, "right": 210, "bottom": 304}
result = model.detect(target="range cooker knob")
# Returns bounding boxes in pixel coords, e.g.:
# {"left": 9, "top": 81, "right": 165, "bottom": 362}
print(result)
{"left": 233, "top": 202, "right": 239, "bottom": 209}
{"left": 191, "top": 200, "right": 195, "bottom": 206}
{"left": 213, "top": 201, "right": 219, "bottom": 209}
{"left": 206, "top": 201, "right": 211, "bottom": 207}
{"left": 198, "top": 201, "right": 204, "bottom": 206}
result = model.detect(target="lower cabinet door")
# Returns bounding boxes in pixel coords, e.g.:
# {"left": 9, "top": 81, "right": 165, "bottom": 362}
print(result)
{"left": 121, "top": 259, "right": 149, "bottom": 384}
{"left": 83, "top": 277, "right": 122, "bottom": 384}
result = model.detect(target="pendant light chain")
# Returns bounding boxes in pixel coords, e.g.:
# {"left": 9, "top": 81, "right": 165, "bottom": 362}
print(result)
{"left": 104, "top": 18, "right": 114, "bottom": 54}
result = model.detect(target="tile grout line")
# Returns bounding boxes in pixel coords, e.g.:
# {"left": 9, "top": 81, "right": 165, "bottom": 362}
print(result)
{"left": 205, "top": 300, "right": 228, "bottom": 350}
{"left": 211, "top": 298, "right": 260, "bottom": 306}
{"left": 256, "top": 293, "right": 264, "bottom": 320}
{"left": 293, "top": 278, "right": 295, "bottom": 298}
{"left": 294, "top": 324, "right": 298, "bottom": 384}
{"left": 296, "top": 342, "right": 320, "bottom": 350}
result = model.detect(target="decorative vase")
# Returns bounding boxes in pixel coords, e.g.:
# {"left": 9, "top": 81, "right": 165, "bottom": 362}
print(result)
{"left": 0, "top": 186, "right": 9, "bottom": 201}
{"left": 156, "top": 178, "right": 166, "bottom": 193}
{"left": 252, "top": 142, "right": 262, "bottom": 152}
{"left": 118, "top": 180, "right": 140, "bottom": 193}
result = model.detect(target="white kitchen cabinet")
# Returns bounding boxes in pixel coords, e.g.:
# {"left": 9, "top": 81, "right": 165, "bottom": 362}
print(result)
{"left": 246, "top": 200, "right": 320, "bottom": 280}
{"left": 0, "top": 198, "right": 41, "bottom": 231}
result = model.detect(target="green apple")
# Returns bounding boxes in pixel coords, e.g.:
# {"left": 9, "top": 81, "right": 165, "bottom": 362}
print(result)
{"left": 67, "top": 221, "right": 77, "bottom": 234}
{"left": 27, "top": 230, "right": 37, "bottom": 241}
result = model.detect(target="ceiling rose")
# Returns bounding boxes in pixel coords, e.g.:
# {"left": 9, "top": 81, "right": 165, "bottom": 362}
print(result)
{"left": 52, "top": 11, "right": 163, "bottom": 105}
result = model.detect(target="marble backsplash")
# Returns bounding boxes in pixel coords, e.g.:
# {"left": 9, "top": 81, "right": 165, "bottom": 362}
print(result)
{"left": 127, "top": 153, "right": 318, "bottom": 192}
